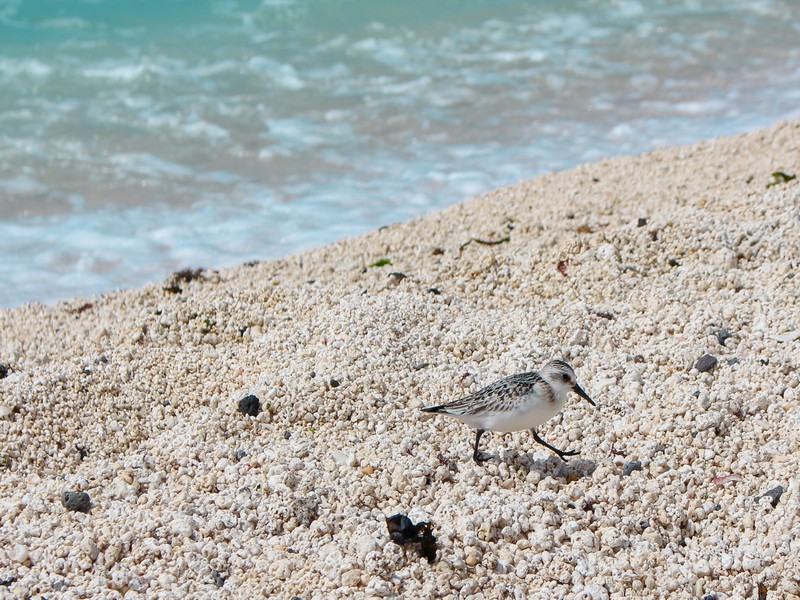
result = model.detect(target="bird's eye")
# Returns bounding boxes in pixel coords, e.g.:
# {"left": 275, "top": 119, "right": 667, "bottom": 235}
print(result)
{"left": 561, "top": 373, "right": 571, "bottom": 382}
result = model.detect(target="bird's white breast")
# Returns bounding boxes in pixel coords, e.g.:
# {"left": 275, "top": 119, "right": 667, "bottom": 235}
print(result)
{"left": 457, "top": 390, "right": 566, "bottom": 432}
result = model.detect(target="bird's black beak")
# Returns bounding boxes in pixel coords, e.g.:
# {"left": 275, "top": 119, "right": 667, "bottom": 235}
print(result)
{"left": 573, "top": 383, "right": 596, "bottom": 407}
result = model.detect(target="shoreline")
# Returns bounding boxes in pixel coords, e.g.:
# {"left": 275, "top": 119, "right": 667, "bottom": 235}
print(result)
{"left": 1, "top": 120, "right": 799, "bottom": 598}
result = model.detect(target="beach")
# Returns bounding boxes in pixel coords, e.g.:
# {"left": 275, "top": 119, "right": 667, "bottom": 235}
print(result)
{"left": 1, "top": 120, "right": 799, "bottom": 598}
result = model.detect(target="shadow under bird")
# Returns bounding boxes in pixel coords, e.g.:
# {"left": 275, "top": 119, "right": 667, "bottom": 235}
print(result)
{"left": 421, "top": 360, "right": 596, "bottom": 463}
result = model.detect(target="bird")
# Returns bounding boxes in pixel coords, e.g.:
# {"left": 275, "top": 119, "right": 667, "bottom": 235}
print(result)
{"left": 421, "top": 360, "right": 596, "bottom": 463}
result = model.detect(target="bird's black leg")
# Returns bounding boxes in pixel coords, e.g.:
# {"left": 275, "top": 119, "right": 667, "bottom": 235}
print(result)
{"left": 472, "top": 429, "right": 491, "bottom": 463}
{"left": 531, "top": 429, "right": 579, "bottom": 461}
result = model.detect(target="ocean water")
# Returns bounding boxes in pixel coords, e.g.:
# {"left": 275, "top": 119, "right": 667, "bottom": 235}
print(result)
{"left": 1, "top": 0, "right": 799, "bottom": 307}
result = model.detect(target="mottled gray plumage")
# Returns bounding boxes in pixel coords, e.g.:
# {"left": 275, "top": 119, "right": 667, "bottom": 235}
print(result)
{"left": 423, "top": 371, "right": 554, "bottom": 417}
{"left": 421, "top": 359, "right": 596, "bottom": 463}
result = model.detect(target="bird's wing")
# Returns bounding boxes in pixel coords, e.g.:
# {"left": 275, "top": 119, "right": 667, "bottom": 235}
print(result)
{"left": 438, "top": 372, "right": 548, "bottom": 416}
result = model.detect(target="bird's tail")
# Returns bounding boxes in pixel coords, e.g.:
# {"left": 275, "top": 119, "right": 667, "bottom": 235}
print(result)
{"left": 420, "top": 404, "right": 444, "bottom": 413}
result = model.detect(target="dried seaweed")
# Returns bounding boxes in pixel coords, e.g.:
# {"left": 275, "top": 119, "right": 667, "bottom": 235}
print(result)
{"left": 386, "top": 514, "right": 437, "bottom": 563}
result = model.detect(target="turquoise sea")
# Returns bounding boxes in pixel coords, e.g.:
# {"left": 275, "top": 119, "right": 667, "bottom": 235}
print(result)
{"left": 1, "top": 0, "right": 799, "bottom": 306}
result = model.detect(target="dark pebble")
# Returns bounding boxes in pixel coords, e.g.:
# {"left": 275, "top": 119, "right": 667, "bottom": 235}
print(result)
{"left": 623, "top": 461, "right": 643, "bottom": 476}
{"left": 756, "top": 485, "right": 784, "bottom": 508}
{"left": 234, "top": 449, "right": 246, "bottom": 462}
{"left": 0, "top": 363, "right": 8, "bottom": 379}
{"left": 283, "top": 430, "right": 292, "bottom": 440}
{"left": 694, "top": 354, "right": 718, "bottom": 373}
{"left": 727, "top": 357, "right": 740, "bottom": 365}
{"left": 61, "top": 491, "right": 91, "bottom": 513}
{"left": 668, "top": 258, "right": 680, "bottom": 267}
{"left": 329, "top": 379, "right": 340, "bottom": 388}
{"left": 211, "top": 570, "right": 225, "bottom": 588}
{"left": 637, "top": 217, "right": 648, "bottom": 227}
{"left": 716, "top": 329, "right": 731, "bottom": 346}
{"left": 292, "top": 495, "right": 320, "bottom": 527}
{"left": 238, "top": 394, "right": 261, "bottom": 417}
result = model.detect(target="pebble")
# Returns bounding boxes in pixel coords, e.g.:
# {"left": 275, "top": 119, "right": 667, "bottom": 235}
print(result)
{"left": 756, "top": 485, "right": 784, "bottom": 508}
{"left": 623, "top": 461, "right": 643, "bottom": 476}
{"left": 464, "top": 547, "right": 482, "bottom": 566}
{"left": 238, "top": 394, "right": 261, "bottom": 417}
{"left": 212, "top": 570, "right": 225, "bottom": 588}
{"left": 341, "top": 568, "right": 362, "bottom": 587}
{"left": 292, "top": 495, "right": 320, "bottom": 527}
{"left": 354, "top": 534, "right": 379, "bottom": 562}
{"left": 695, "top": 354, "right": 718, "bottom": 373}
{"left": 694, "top": 559, "right": 711, "bottom": 576}
{"left": 7, "top": 543, "right": 29, "bottom": 564}
{"left": 61, "top": 491, "right": 91, "bottom": 513}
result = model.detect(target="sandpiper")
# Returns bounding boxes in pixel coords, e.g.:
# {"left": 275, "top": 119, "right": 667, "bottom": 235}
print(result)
{"left": 421, "top": 360, "right": 596, "bottom": 463}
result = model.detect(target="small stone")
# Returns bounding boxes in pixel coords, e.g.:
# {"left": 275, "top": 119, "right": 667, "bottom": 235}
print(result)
{"left": 292, "top": 495, "right": 320, "bottom": 527}
{"left": 464, "top": 547, "right": 482, "bottom": 567}
{"left": 637, "top": 217, "right": 648, "bottom": 227}
{"left": 329, "top": 379, "right": 340, "bottom": 388}
{"left": 354, "top": 534, "right": 379, "bottom": 562}
{"left": 80, "top": 537, "right": 100, "bottom": 561}
{"left": 238, "top": 394, "right": 261, "bottom": 417}
{"left": 234, "top": 449, "right": 246, "bottom": 462}
{"left": 495, "top": 560, "right": 512, "bottom": 574}
{"left": 212, "top": 570, "right": 225, "bottom": 588}
{"left": 569, "top": 330, "right": 590, "bottom": 347}
{"left": 694, "top": 354, "right": 718, "bottom": 373}
{"left": 0, "top": 363, "right": 9, "bottom": 379}
{"left": 388, "top": 272, "right": 407, "bottom": 285}
{"left": 7, "top": 543, "right": 29, "bottom": 564}
{"left": 61, "top": 491, "right": 91, "bottom": 513}
{"left": 756, "top": 485, "right": 784, "bottom": 508}
{"left": 742, "top": 554, "right": 762, "bottom": 572}
{"left": 341, "top": 569, "right": 362, "bottom": 587}
{"left": 623, "top": 461, "right": 643, "bottom": 476}
{"left": 716, "top": 329, "right": 731, "bottom": 346}
{"left": 694, "top": 559, "right": 711, "bottom": 576}
{"left": 772, "top": 330, "right": 800, "bottom": 343}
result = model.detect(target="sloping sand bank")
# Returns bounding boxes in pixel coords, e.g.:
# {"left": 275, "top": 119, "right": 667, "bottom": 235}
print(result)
{"left": 1, "top": 121, "right": 799, "bottom": 598}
